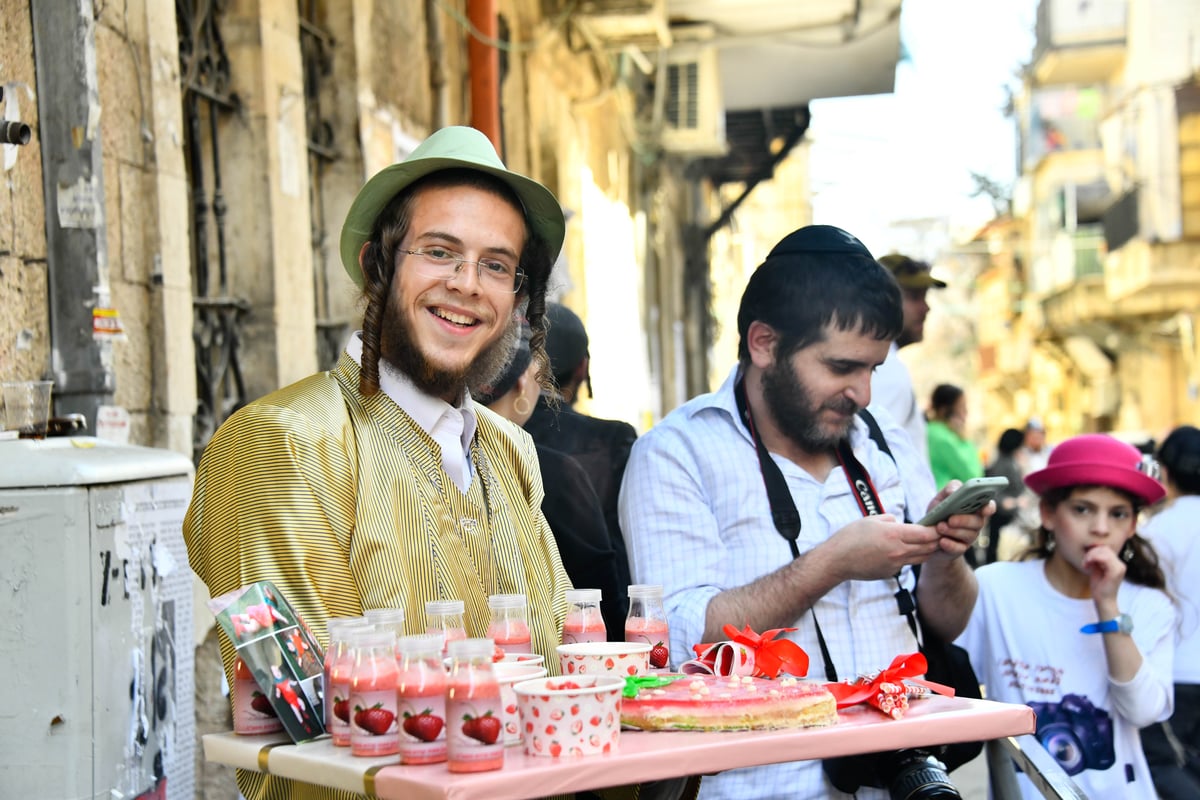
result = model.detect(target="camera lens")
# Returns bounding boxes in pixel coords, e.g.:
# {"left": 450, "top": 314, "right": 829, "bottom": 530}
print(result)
{"left": 1039, "top": 723, "right": 1086, "bottom": 775}
{"left": 887, "top": 753, "right": 962, "bottom": 800}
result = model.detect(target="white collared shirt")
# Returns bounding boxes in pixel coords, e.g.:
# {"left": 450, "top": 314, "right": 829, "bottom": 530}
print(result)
{"left": 345, "top": 332, "right": 477, "bottom": 491}
{"left": 619, "top": 365, "right": 938, "bottom": 800}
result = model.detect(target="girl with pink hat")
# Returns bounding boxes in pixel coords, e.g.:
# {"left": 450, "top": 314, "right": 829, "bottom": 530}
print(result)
{"left": 956, "top": 433, "right": 1174, "bottom": 799}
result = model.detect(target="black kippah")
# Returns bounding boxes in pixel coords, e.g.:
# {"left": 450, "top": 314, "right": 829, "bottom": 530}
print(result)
{"left": 766, "top": 224, "right": 874, "bottom": 259}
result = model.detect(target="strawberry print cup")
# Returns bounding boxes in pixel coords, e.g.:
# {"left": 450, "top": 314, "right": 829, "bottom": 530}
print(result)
{"left": 512, "top": 675, "right": 624, "bottom": 757}
{"left": 556, "top": 642, "right": 651, "bottom": 677}
{"left": 493, "top": 662, "right": 549, "bottom": 746}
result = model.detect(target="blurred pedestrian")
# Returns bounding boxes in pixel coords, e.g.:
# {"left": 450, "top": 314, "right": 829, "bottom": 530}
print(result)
{"left": 1015, "top": 417, "right": 1053, "bottom": 540}
{"left": 1140, "top": 425, "right": 1200, "bottom": 799}
{"left": 524, "top": 302, "right": 637, "bottom": 622}
{"left": 476, "top": 321, "right": 627, "bottom": 639}
{"left": 1021, "top": 417, "right": 1052, "bottom": 472}
{"left": 926, "top": 383, "right": 983, "bottom": 491}
{"left": 870, "top": 253, "right": 946, "bottom": 461}
{"left": 978, "top": 427, "right": 1029, "bottom": 566}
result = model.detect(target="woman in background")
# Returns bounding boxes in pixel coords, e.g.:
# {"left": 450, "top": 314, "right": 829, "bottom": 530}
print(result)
{"left": 926, "top": 383, "right": 983, "bottom": 490}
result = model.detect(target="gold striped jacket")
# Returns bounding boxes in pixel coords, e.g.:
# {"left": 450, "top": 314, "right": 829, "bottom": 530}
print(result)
{"left": 184, "top": 354, "right": 572, "bottom": 800}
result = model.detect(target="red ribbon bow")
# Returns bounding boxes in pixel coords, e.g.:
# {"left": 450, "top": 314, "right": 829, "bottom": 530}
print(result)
{"left": 824, "top": 652, "right": 955, "bottom": 714}
{"left": 688, "top": 624, "right": 811, "bottom": 679}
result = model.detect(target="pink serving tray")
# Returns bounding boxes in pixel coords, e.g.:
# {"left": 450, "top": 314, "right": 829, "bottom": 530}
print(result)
{"left": 204, "top": 694, "right": 1035, "bottom": 800}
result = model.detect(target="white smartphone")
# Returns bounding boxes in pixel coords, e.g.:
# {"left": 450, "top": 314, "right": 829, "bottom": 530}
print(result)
{"left": 917, "top": 476, "right": 1009, "bottom": 527}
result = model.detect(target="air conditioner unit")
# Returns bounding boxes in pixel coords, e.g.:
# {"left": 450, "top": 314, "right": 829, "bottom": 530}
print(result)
{"left": 661, "top": 27, "right": 726, "bottom": 156}
{"left": 576, "top": 0, "right": 671, "bottom": 50}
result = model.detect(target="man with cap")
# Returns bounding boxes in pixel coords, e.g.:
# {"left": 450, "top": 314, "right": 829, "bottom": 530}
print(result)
{"left": 524, "top": 301, "right": 638, "bottom": 628}
{"left": 620, "top": 225, "right": 991, "bottom": 800}
{"left": 183, "top": 127, "right": 574, "bottom": 800}
{"left": 870, "top": 253, "right": 946, "bottom": 462}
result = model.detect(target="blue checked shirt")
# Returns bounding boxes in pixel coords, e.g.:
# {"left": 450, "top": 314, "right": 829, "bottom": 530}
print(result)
{"left": 619, "top": 366, "right": 939, "bottom": 800}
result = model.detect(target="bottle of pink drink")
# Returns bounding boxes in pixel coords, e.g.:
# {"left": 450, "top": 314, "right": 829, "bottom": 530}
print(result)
{"left": 396, "top": 633, "right": 448, "bottom": 765}
{"left": 328, "top": 625, "right": 369, "bottom": 746}
{"left": 349, "top": 630, "right": 401, "bottom": 757}
{"left": 626, "top": 584, "right": 670, "bottom": 672}
{"left": 562, "top": 588, "right": 607, "bottom": 644}
{"left": 323, "top": 617, "right": 369, "bottom": 729}
{"left": 445, "top": 638, "right": 504, "bottom": 773}
{"left": 425, "top": 599, "right": 467, "bottom": 656}
{"left": 486, "top": 593, "right": 532, "bottom": 654}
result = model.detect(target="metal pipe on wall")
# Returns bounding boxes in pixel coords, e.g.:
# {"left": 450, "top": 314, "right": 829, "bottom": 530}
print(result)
{"left": 467, "top": 0, "right": 500, "bottom": 149}
{"left": 30, "top": 0, "right": 116, "bottom": 431}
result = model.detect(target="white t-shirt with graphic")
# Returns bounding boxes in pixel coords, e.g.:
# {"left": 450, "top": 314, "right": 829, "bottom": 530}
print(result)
{"left": 957, "top": 560, "right": 1174, "bottom": 800}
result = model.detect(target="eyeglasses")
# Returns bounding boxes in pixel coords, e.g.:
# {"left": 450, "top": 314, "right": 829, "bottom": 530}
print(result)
{"left": 400, "top": 248, "right": 525, "bottom": 294}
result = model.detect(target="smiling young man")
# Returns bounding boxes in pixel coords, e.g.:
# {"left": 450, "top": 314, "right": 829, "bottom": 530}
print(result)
{"left": 618, "top": 225, "right": 991, "bottom": 800}
{"left": 184, "top": 127, "right": 573, "bottom": 800}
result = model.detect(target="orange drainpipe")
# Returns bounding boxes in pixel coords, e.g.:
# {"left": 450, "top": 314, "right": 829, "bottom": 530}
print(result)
{"left": 467, "top": 0, "right": 500, "bottom": 150}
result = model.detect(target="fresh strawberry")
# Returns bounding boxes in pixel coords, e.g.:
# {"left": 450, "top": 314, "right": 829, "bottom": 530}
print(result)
{"left": 249, "top": 691, "right": 275, "bottom": 716}
{"left": 650, "top": 641, "right": 669, "bottom": 669}
{"left": 462, "top": 712, "right": 501, "bottom": 744}
{"left": 333, "top": 697, "right": 350, "bottom": 723}
{"left": 354, "top": 703, "right": 395, "bottom": 735}
{"left": 402, "top": 710, "right": 444, "bottom": 741}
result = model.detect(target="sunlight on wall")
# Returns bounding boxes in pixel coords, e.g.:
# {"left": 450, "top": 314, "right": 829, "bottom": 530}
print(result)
{"left": 575, "top": 166, "right": 653, "bottom": 431}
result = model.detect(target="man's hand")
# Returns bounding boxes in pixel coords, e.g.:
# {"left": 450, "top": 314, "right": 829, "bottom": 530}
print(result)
{"left": 921, "top": 481, "right": 996, "bottom": 561}
{"left": 821, "top": 514, "right": 942, "bottom": 582}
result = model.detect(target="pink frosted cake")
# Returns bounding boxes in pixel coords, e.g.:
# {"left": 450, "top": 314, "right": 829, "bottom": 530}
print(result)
{"left": 621, "top": 674, "right": 837, "bottom": 731}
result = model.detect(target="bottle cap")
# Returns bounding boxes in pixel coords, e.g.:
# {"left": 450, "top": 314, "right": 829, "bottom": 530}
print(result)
{"left": 628, "top": 584, "right": 663, "bottom": 598}
{"left": 487, "top": 593, "right": 527, "bottom": 610}
{"left": 565, "top": 588, "right": 602, "bottom": 603}
{"left": 327, "top": 616, "right": 370, "bottom": 634}
{"left": 355, "top": 629, "right": 396, "bottom": 650}
{"left": 447, "top": 637, "right": 496, "bottom": 661}
{"left": 365, "top": 607, "right": 406, "bottom": 627}
{"left": 328, "top": 616, "right": 372, "bottom": 645}
{"left": 426, "top": 599, "right": 466, "bottom": 616}
{"left": 396, "top": 632, "right": 445, "bottom": 658}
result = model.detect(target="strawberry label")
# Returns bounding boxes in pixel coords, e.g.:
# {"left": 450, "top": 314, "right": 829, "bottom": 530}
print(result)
{"left": 349, "top": 690, "right": 400, "bottom": 756}
{"left": 399, "top": 694, "right": 448, "bottom": 765}
{"left": 328, "top": 673, "right": 354, "bottom": 746}
{"left": 446, "top": 688, "right": 505, "bottom": 772}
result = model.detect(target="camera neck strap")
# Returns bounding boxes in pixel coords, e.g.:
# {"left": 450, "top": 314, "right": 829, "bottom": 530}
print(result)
{"left": 733, "top": 376, "right": 918, "bottom": 683}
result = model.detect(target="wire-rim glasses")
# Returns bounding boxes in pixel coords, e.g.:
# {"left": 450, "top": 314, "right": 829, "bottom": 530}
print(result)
{"left": 401, "top": 248, "right": 524, "bottom": 294}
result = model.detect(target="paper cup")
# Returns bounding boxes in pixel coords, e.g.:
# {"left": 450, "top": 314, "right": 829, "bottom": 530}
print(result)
{"left": 557, "top": 641, "right": 651, "bottom": 677}
{"left": 494, "top": 662, "right": 549, "bottom": 746}
{"left": 2, "top": 380, "right": 52, "bottom": 439}
{"left": 512, "top": 674, "right": 623, "bottom": 757}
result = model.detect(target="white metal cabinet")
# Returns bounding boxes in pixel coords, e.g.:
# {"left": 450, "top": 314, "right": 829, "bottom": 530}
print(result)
{"left": 0, "top": 437, "right": 195, "bottom": 800}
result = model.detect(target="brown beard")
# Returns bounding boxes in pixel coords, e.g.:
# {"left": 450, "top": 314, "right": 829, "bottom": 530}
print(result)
{"left": 379, "top": 293, "right": 520, "bottom": 402}
{"left": 760, "top": 353, "right": 859, "bottom": 453}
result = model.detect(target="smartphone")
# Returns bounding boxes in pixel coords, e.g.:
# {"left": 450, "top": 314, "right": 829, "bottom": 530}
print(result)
{"left": 917, "top": 476, "right": 1009, "bottom": 526}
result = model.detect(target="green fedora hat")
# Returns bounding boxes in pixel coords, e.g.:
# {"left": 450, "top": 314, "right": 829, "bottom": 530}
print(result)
{"left": 339, "top": 125, "right": 566, "bottom": 288}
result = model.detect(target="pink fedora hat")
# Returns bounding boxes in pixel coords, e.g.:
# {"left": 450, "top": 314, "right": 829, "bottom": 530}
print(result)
{"left": 1024, "top": 433, "right": 1165, "bottom": 505}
